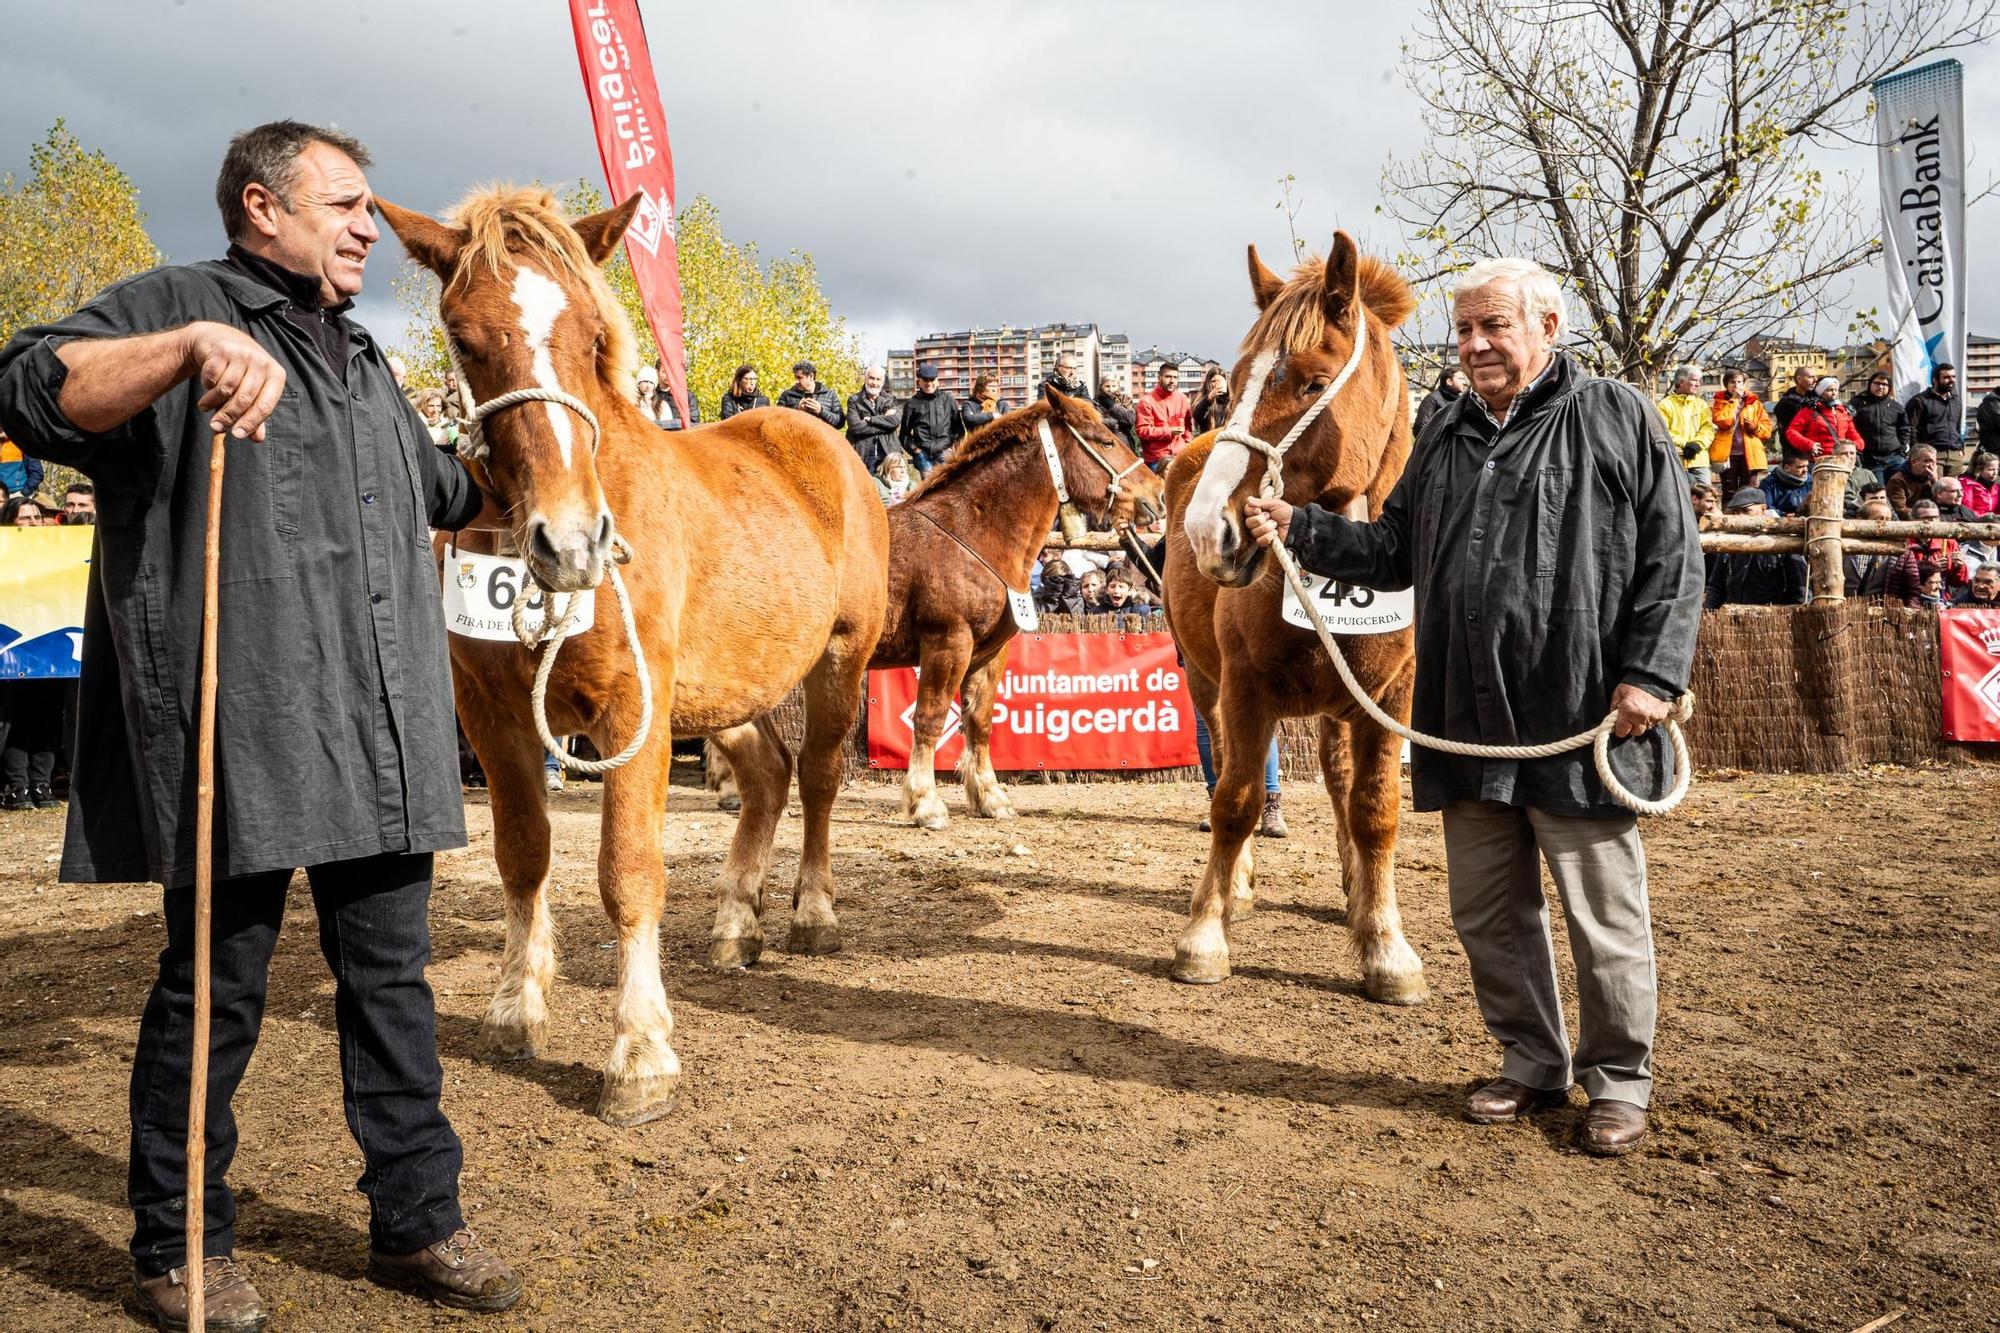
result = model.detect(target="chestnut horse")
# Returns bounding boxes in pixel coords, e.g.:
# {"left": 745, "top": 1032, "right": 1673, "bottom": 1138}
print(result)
{"left": 1163, "top": 232, "right": 1427, "bottom": 1003}
{"left": 875, "top": 386, "right": 1164, "bottom": 828}
{"left": 380, "top": 188, "right": 888, "bottom": 1125}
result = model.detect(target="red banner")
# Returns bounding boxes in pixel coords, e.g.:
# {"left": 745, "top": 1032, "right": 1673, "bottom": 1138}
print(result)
{"left": 1940, "top": 606, "right": 2000, "bottom": 741}
{"left": 867, "top": 632, "right": 1200, "bottom": 771}
{"left": 569, "top": 0, "right": 690, "bottom": 424}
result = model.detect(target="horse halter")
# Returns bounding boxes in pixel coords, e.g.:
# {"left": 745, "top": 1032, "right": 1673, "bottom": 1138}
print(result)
{"left": 1214, "top": 309, "right": 1371, "bottom": 501}
{"left": 446, "top": 337, "right": 603, "bottom": 466}
{"left": 1035, "top": 417, "right": 1156, "bottom": 532}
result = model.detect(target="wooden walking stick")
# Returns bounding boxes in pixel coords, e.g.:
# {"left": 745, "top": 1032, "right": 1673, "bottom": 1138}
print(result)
{"left": 185, "top": 430, "right": 226, "bottom": 1329}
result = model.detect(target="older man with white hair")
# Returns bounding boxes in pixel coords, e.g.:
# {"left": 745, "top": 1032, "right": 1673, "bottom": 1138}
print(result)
{"left": 846, "top": 364, "right": 900, "bottom": 472}
{"left": 1658, "top": 364, "right": 1715, "bottom": 485}
{"left": 1243, "top": 256, "right": 1703, "bottom": 1156}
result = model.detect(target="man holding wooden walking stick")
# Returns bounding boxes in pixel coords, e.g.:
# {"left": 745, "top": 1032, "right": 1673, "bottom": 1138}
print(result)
{"left": 0, "top": 120, "right": 519, "bottom": 1330}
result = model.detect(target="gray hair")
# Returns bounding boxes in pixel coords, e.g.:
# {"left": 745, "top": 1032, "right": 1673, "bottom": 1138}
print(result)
{"left": 215, "top": 119, "right": 372, "bottom": 242}
{"left": 1455, "top": 257, "right": 1567, "bottom": 337}
{"left": 1673, "top": 365, "right": 1701, "bottom": 386}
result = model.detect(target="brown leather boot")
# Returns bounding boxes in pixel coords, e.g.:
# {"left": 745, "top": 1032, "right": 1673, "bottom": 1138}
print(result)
{"left": 1258, "top": 792, "right": 1288, "bottom": 839}
{"left": 1577, "top": 1099, "right": 1648, "bottom": 1156}
{"left": 1464, "top": 1077, "right": 1571, "bottom": 1124}
{"left": 367, "top": 1228, "right": 522, "bottom": 1312}
{"left": 130, "top": 1255, "right": 269, "bottom": 1332}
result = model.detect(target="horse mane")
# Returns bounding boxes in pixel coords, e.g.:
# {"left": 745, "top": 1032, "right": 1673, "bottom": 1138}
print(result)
{"left": 1241, "top": 251, "right": 1417, "bottom": 358}
{"left": 901, "top": 401, "right": 1053, "bottom": 501}
{"left": 444, "top": 185, "right": 638, "bottom": 393}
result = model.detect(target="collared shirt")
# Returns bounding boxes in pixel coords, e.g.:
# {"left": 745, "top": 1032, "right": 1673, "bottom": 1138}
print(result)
{"left": 225, "top": 244, "right": 351, "bottom": 377}
{"left": 0, "top": 257, "right": 482, "bottom": 885}
{"left": 1467, "top": 355, "right": 1556, "bottom": 432}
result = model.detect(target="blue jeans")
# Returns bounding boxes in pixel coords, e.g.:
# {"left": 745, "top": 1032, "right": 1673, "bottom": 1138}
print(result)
{"left": 1193, "top": 711, "right": 1281, "bottom": 795}
{"left": 128, "top": 852, "right": 464, "bottom": 1274}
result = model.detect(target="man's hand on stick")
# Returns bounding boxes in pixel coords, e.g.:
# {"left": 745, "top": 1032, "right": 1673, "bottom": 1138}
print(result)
{"left": 186, "top": 321, "right": 286, "bottom": 442}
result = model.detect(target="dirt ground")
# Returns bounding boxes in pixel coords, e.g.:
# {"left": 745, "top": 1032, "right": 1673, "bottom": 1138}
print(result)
{"left": 0, "top": 761, "right": 1994, "bottom": 1332}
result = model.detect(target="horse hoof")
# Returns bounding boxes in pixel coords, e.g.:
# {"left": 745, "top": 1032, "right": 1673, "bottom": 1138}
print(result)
{"left": 785, "top": 922, "right": 842, "bottom": 955}
{"left": 716, "top": 796, "right": 742, "bottom": 814}
{"left": 708, "top": 936, "right": 763, "bottom": 971}
{"left": 1170, "top": 951, "right": 1231, "bottom": 985}
{"left": 976, "top": 804, "right": 1016, "bottom": 820}
{"left": 476, "top": 1020, "right": 544, "bottom": 1063}
{"left": 596, "top": 1074, "right": 680, "bottom": 1127}
{"left": 1365, "top": 971, "right": 1429, "bottom": 1006}
{"left": 913, "top": 812, "right": 949, "bottom": 832}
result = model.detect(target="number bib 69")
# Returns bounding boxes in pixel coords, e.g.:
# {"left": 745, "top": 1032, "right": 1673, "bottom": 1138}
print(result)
{"left": 1280, "top": 572, "right": 1414, "bottom": 636}
{"left": 442, "top": 547, "right": 596, "bottom": 642}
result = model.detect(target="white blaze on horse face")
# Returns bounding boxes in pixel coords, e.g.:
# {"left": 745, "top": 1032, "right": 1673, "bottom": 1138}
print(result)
{"left": 1183, "top": 348, "right": 1276, "bottom": 559}
{"left": 509, "top": 267, "right": 575, "bottom": 468}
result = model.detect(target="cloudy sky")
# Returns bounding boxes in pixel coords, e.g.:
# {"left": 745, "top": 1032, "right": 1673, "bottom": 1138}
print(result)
{"left": 5, "top": 1, "right": 2000, "bottom": 368}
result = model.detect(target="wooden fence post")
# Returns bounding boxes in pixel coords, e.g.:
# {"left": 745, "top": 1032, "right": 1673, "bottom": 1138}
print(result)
{"left": 1801, "top": 455, "right": 1858, "bottom": 765}
{"left": 1805, "top": 457, "right": 1851, "bottom": 603}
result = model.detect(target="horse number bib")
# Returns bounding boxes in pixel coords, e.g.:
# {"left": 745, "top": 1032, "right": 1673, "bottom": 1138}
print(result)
{"left": 443, "top": 547, "right": 596, "bottom": 642}
{"left": 1280, "top": 574, "right": 1414, "bottom": 636}
{"left": 1007, "top": 587, "right": 1040, "bottom": 632}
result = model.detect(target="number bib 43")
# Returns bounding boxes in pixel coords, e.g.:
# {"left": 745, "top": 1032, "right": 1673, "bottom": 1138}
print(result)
{"left": 1280, "top": 573, "right": 1414, "bottom": 636}
{"left": 442, "top": 547, "right": 596, "bottom": 642}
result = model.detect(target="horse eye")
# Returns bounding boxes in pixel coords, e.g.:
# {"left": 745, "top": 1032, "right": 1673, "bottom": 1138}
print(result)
{"left": 1304, "top": 378, "right": 1330, "bottom": 396}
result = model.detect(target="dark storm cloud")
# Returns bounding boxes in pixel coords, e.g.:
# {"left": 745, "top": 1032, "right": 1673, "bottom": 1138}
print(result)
{"left": 4, "top": 2, "right": 1995, "bottom": 363}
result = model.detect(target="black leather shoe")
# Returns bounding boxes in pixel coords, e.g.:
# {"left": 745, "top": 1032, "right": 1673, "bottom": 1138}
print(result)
{"left": 1464, "top": 1077, "right": 1571, "bottom": 1124}
{"left": 29, "top": 783, "right": 59, "bottom": 809}
{"left": 0, "top": 785, "right": 30, "bottom": 812}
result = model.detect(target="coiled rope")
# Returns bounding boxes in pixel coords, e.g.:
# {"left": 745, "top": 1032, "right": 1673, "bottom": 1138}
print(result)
{"left": 1211, "top": 318, "right": 1692, "bottom": 816}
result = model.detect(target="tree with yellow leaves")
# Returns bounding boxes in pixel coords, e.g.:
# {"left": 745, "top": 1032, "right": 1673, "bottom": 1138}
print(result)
{"left": 0, "top": 120, "right": 162, "bottom": 345}
{"left": 391, "top": 183, "right": 864, "bottom": 416}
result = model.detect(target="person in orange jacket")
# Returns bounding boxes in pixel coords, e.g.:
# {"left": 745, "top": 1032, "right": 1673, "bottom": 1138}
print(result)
{"left": 1709, "top": 368, "right": 1774, "bottom": 493}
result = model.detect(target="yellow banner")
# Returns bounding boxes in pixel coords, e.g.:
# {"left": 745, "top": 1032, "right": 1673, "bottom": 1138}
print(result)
{"left": 0, "top": 526, "right": 92, "bottom": 679}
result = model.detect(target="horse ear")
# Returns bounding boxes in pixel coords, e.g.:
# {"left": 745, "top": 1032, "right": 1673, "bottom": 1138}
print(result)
{"left": 1247, "top": 244, "right": 1284, "bottom": 311}
{"left": 1042, "top": 381, "right": 1074, "bottom": 414}
{"left": 377, "top": 198, "right": 465, "bottom": 276}
{"left": 571, "top": 193, "right": 644, "bottom": 266}
{"left": 1323, "top": 231, "right": 1359, "bottom": 324}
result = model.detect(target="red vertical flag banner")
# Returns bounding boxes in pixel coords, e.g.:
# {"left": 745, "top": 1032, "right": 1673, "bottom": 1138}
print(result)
{"left": 569, "top": 0, "right": 690, "bottom": 423}
{"left": 1939, "top": 607, "right": 2000, "bottom": 742}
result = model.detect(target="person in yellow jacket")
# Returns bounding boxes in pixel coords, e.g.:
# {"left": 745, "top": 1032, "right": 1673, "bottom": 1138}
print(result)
{"left": 1657, "top": 366, "right": 1715, "bottom": 486}
{"left": 1708, "top": 367, "right": 1775, "bottom": 492}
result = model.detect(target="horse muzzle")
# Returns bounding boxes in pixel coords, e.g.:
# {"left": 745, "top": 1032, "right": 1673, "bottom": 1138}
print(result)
{"left": 524, "top": 512, "right": 615, "bottom": 592}
{"left": 1188, "top": 510, "right": 1265, "bottom": 587}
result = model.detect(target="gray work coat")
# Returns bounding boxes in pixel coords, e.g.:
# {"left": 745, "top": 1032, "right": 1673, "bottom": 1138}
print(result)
{"left": 0, "top": 261, "right": 482, "bottom": 885}
{"left": 1285, "top": 352, "right": 1703, "bottom": 818}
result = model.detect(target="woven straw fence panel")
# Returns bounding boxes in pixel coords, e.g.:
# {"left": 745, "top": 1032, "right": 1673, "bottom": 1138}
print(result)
{"left": 752, "top": 605, "right": 1977, "bottom": 782}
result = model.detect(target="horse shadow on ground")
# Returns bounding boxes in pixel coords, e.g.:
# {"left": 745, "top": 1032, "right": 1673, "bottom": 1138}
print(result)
{"left": 0, "top": 1105, "right": 373, "bottom": 1314}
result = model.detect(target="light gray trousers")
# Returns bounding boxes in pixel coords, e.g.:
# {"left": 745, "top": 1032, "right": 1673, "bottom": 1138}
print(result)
{"left": 1440, "top": 800, "right": 1657, "bottom": 1107}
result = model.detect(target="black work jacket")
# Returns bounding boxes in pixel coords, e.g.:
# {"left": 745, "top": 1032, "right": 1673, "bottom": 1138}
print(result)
{"left": 845, "top": 389, "right": 899, "bottom": 470}
{"left": 1705, "top": 553, "right": 1806, "bottom": 608}
{"left": 1284, "top": 353, "right": 1703, "bottom": 817}
{"left": 1905, "top": 389, "right": 1962, "bottom": 450}
{"left": 1849, "top": 391, "right": 1908, "bottom": 461}
{"left": 1095, "top": 392, "right": 1138, "bottom": 448}
{"left": 898, "top": 389, "right": 964, "bottom": 458}
{"left": 719, "top": 391, "right": 770, "bottom": 419}
{"left": 0, "top": 260, "right": 481, "bottom": 885}
{"left": 776, "top": 384, "right": 845, "bottom": 428}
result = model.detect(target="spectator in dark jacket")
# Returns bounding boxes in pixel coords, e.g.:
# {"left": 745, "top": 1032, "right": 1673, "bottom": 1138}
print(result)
{"left": 0, "top": 424, "right": 42, "bottom": 500}
{"left": 1929, "top": 475, "right": 1982, "bottom": 525}
{"left": 1850, "top": 371, "right": 1909, "bottom": 473}
{"left": 719, "top": 364, "right": 771, "bottom": 419}
{"left": 1844, "top": 498, "right": 1898, "bottom": 598}
{"left": 1953, "top": 562, "right": 2000, "bottom": 606}
{"left": 1414, "top": 366, "right": 1468, "bottom": 439}
{"left": 1977, "top": 387, "right": 2000, "bottom": 454}
{"left": 845, "top": 365, "right": 899, "bottom": 471}
{"left": 1759, "top": 449, "right": 1814, "bottom": 516}
{"left": 1041, "top": 352, "right": 1091, "bottom": 403}
{"left": 776, "top": 360, "right": 845, "bottom": 428}
{"left": 959, "top": 374, "right": 1001, "bottom": 434}
{"left": 1771, "top": 367, "right": 1820, "bottom": 438}
{"left": 1095, "top": 381, "right": 1138, "bottom": 448}
{"left": 1033, "top": 548, "right": 1086, "bottom": 615}
{"left": 1905, "top": 363, "right": 1962, "bottom": 468}
{"left": 1706, "top": 487, "right": 1806, "bottom": 608}
{"left": 897, "top": 363, "right": 963, "bottom": 475}
{"left": 1189, "top": 365, "right": 1233, "bottom": 435}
